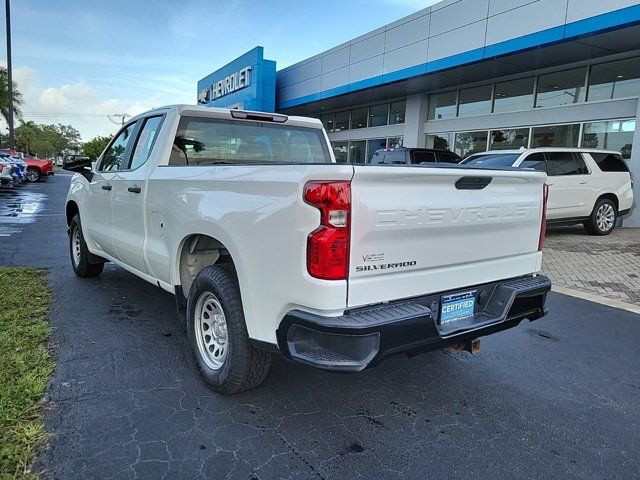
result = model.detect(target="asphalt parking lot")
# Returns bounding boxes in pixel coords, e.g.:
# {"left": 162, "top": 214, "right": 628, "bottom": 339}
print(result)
{"left": 1, "top": 174, "right": 639, "bottom": 479}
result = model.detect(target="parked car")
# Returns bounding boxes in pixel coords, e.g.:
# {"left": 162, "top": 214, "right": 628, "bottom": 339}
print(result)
{"left": 0, "top": 152, "right": 24, "bottom": 184}
{"left": 0, "top": 158, "right": 14, "bottom": 186}
{"left": 23, "top": 156, "right": 54, "bottom": 182}
{"left": 64, "top": 105, "right": 551, "bottom": 394}
{"left": 370, "top": 147, "right": 462, "bottom": 165}
{"left": 462, "top": 148, "right": 633, "bottom": 235}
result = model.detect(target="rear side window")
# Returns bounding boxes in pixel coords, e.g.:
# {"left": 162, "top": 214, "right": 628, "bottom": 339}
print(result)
{"left": 591, "top": 152, "right": 629, "bottom": 172}
{"left": 412, "top": 151, "right": 436, "bottom": 164}
{"left": 546, "top": 152, "right": 588, "bottom": 176}
{"left": 520, "top": 153, "right": 547, "bottom": 172}
{"left": 169, "top": 116, "right": 331, "bottom": 165}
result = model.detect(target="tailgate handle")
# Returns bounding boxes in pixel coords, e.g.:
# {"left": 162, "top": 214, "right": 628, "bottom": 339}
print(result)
{"left": 455, "top": 176, "right": 492, "bottom": 190}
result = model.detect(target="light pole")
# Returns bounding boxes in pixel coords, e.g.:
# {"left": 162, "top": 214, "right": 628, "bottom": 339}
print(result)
{"left": 5, "top": 0, "right": 14, "bottom": 149}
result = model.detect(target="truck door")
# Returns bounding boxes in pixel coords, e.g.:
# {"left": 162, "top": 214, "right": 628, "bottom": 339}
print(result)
{"left": 111, "top": 115, "right": 164, "bottom": 275}
{"left": 84, "top": 122, "right": 138, "bottom": 258}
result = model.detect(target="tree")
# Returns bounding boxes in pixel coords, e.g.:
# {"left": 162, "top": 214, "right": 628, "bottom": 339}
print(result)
{"left": 83, "top": 135, "right": 112, "bottom": 160}
{"left": 14, "top": 121, "right": 82, "bottom": 157}
{"left": 0, "top": 66, "right": 23, "bottom": 127}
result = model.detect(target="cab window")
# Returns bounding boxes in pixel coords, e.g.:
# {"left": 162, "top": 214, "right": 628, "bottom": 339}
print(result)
{"left": 129, "top": 116, "right": 163, "bottom": 170}
{"left": 99, "top": 122, "right": 137, "bottom": 171}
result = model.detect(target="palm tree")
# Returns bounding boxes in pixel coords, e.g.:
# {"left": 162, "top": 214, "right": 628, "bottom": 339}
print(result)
{"left": 0, "top": 66, "right": 23, "bottom": 126}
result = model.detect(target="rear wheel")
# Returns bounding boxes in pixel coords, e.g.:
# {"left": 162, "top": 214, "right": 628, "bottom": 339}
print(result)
{"left": 186, "top": 265, "right": 271, "bottom": 394}
{"left": 69, "top": 214, "right": 104, "bottom": 277}
{"left": 584, "top": 198, "right": 617, "bottom": 236}
{"left": 26, "top": 168, "right": 41, "bottom": 182}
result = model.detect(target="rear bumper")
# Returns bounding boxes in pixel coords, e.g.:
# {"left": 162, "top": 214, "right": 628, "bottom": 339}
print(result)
{"left": 276, "top": 274, "right": 551, "bottom": 372}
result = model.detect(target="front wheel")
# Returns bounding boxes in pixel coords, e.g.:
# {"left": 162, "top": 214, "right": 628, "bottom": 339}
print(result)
{"left": 26, "top": 168, "right": 41, "bottom": 182}
{"left": 69, "top": 214, "right": 104, "bottom": 277}
{"left": 186, "top": 265, "right": 271, "bottom": 394}
{"left": 584, "top": 198, "right": 617, "bottom": 236}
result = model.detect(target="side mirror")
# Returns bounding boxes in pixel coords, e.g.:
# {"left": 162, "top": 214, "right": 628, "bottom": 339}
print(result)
{"left": 63, "top": 156, "right": 93, "bottom": 181}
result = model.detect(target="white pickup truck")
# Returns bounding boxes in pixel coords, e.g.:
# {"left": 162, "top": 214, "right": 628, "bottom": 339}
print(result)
{"left": 64, "top": 105, "right": 551, "bottom": 394}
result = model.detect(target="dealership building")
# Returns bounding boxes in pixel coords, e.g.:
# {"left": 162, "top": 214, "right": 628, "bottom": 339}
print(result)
{"left": 198, "top": 0, "right": 640, "bottom": 225}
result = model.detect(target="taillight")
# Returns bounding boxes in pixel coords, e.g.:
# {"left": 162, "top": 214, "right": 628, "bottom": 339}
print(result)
{"left": 538, "top": 183, "right": 549, "bottom": 251}
{"left": 304, "top": 181, "right": 351, "bottom": 280}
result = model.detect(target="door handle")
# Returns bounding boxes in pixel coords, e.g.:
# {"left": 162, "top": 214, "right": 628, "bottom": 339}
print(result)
{"left": 101, "top": 184, "right": 112, "bottom": 191}
{"left": 579, "top": 181, "right": 588, "bottom": 185}
{"left": 127, "top": 186, "right": 142, "bottom": 194}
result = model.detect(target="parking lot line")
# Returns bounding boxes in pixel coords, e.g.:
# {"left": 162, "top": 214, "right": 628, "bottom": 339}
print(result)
{"left": 552, "top": 285, "right": 640, "bottom": 315}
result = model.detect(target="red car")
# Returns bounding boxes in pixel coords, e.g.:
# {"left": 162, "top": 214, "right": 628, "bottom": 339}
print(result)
{"left": 23, "top": 156, "right": 54, "bottom": 182}
{"left": 0, "top": 149, "right": 54, "bottom": 182}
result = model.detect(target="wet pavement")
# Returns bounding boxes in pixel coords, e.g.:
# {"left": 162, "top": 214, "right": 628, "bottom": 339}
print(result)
{"left": 1, "top": 175, "right": 639, "bottom": 479}
{"left": 0, "top": 183, "right": 47, "bottom": 236}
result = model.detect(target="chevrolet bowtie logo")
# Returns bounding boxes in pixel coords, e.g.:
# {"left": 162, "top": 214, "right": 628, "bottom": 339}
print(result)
{"left": 198, "top": 88, "right": 209, "bottom": 104}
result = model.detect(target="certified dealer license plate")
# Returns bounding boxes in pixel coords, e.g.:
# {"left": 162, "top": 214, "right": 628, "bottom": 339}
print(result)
{"left": 440, "top": 290, "right": 476, "bottom": 325}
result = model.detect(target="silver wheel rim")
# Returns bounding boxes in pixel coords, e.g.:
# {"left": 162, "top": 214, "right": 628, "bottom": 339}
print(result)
{"left": 596, "top": 203, "right": 615, "bottom": 232}
{"left": 194, "top": 292, "right": 228, "bottom": 370}
{"left": 26, "top": 170, "right": 38, "bottom": 181}
{"left": 71, "top": 226, "right": 81, "bottom": 266}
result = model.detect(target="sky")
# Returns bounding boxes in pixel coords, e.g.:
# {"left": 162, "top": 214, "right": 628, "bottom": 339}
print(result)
{"left": 0, "top": 0, "right": 441, "bottom": 141}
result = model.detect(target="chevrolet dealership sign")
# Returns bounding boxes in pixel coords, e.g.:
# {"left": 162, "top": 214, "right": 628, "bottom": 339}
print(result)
{"left": 197, "top": 47, "right": 276, "bottom": 112}
{"left": 198, "top": 66, "right": 252, "bottom": 104}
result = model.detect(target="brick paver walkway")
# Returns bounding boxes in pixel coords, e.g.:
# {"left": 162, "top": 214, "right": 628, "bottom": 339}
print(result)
{"left": 542, "top": 226, "right": 640, "bottom": 305}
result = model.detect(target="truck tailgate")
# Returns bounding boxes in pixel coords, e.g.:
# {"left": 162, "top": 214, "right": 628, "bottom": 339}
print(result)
{"left": 348, "top": 165, "right": 546, "bottom": 308}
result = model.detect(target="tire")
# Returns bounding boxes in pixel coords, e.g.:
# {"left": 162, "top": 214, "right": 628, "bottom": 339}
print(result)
{"left": 584, "top": 198, "right": 617, "bottom": 236}
{"left": 26, "top": 168, "right": 41, "bottom": 182}
{"left": 186, "top": 265, "right": 271, "bottom": 394}
{"left": 69, "top": 214, "right": 104, "bottom": 277}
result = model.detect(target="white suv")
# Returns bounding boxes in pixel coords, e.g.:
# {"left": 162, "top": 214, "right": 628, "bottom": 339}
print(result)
{"left": 463, "top": 148, "right": 634, "bottom": 235}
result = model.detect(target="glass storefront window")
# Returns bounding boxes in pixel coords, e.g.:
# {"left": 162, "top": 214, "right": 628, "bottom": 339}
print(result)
{"left": 588, "top": 57, "right": 640, "bottom": 102}
{"left": 369, "top": 104, "right": 389, "bottom": 127}
{"left": 351, "top": 107, "right": 368, "bottom": 129}
{"left": 428, "top": 91, "right": 457, "bottom": 120}
{"left": 320, "top": 113, "right": 335, "bottom": 133}
{"left": 531, "top": 124, "right": 580, "bottom": 148}
{"left": 389, "top": 101, "right": 406, "bottom": 124}
{"left": 332, "top": 141, "right": 349, "bottom": 163}
{"left": 425, "top": 133, "right": 455, "bottom": 151}
{"left": 334, "top": 111, "right": 350, "bottom": 132}
{"left": 387, "top": 136, "right": 403, "bottom": 148}
{"left": 536, "top": 67, "right": 587, "bottom": 108}
{"left": 366, "top": 138, "right": 387, "bottom": 163}
{"left": 454, "top": 131, "right": 488, "bottom": 158}
{"left": 348, "top": 140, "right": 366, "bottom": 164}
{"left": 489, "top": 128, "right": 530, "bottom": 150}
{"left": 581, "top": 119, "right": 635, "bottom": 159}
{"left": 493, "top": 77, "right": 535, "bottom": 113}
{"left": 458, "top": 85, "right": 492, "bottom": 117}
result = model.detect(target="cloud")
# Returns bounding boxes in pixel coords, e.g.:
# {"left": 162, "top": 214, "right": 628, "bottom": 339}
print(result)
{"left": 2, "top": 63, "right": 188, "bottom": 141}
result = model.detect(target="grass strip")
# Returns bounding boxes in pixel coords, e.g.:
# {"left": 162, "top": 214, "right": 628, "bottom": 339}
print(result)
{"left": 0, "top": 268, "right": 52, "bottom": 479}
